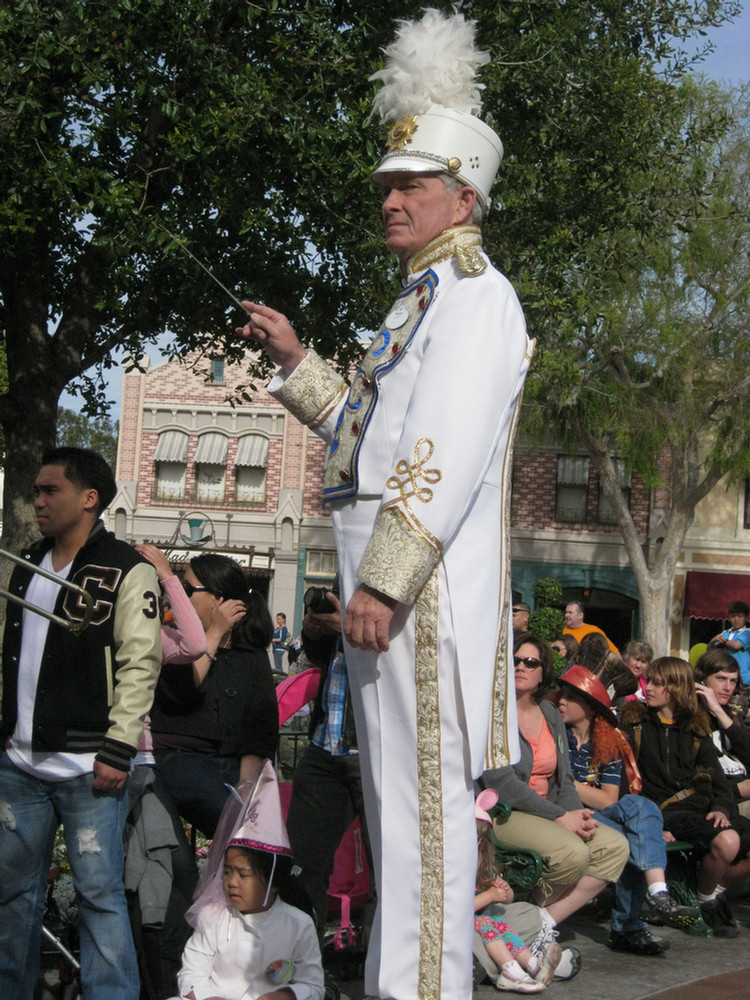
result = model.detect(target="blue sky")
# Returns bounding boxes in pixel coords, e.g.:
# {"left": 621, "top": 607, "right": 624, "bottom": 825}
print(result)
{"left": 63, "top": 6, "right": 750, "bottom": 421}
{"left": 689, "top": 2, "right": 749, "bottom": 84}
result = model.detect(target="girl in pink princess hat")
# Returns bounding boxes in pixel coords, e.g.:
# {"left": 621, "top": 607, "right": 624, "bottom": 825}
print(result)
{"left": 169, "top": 760, "right": 324, "bottom": 1000}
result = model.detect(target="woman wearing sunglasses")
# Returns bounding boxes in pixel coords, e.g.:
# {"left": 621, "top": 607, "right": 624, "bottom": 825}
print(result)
{"left": 150, "top": 554, "right": 279, "bottom": 839}
{"left": 480, "top": 634, "right": 629, "bottom": 951}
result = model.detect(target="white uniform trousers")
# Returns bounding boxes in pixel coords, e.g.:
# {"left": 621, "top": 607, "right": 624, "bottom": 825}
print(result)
{"left": 332, "top": 500, "right": 478, "bottom": 1000}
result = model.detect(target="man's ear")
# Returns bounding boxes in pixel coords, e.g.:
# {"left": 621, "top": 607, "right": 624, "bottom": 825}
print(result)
{"left": 455, "top": 185, "right": 477, "bottom": 225}
{"left": 82, "top": 488, "right": 99, "bottom": 513}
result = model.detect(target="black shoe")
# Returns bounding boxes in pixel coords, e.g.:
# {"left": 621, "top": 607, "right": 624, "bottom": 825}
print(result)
{"left": 701, "top": 896, "right": 739, "bottom": 938}
{"left": 700, "top": 898, "right": 738, "bottom": 938}
{"left": 608, "top": 927, "right": 669, "bottom": 955}
{"left": 641, "top": 889, "right": 699, "bottom": 929}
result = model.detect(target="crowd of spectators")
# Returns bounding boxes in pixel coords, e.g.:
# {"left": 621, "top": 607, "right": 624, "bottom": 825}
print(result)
{"left": 11, "top": 552, "right": 750, "bottom": 998}
{"left": 478, "top": 597, "right": 750, "bottom": 980}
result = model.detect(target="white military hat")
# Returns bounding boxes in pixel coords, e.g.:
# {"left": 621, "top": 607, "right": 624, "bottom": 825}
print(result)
{"left": 369, "top": 9, "right": 503, "bottom": 212}
{"left": 370, "top": 106, "right": 503, "bottom": 211}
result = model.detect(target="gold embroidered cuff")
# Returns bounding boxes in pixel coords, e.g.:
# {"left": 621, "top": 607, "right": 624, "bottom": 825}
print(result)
{"left": 270, "top": 350, "right": 347, "bottom": 430}
{"left": 357, "top": 509, "right": 439, "bottom": 604}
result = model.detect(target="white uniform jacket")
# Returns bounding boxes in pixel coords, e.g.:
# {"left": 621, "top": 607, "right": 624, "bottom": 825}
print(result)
{"left": 271, "top": 225, "right": 532, "bottom": 775}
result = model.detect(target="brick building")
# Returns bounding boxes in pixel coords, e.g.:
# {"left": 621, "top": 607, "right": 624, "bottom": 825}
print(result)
{"left": 111, "top": 351, "right": 336, "bottom": 636}
{"left": 110, "top": 352, "right": 750, "bottom": 652}
{"left": 509, "top": 440, "right": 750, "bottom": 653}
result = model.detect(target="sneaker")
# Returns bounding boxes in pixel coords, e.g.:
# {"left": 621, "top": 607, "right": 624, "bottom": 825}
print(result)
{"left": 608, "top": 927, "right": 669, "bottom": 955}
{"left": 528, "top": 921, "right": 558, "bottom": 958}
{"left": 495, "top": 967, "right": 546, "bottom": 993}
{"left": 531, "top": 941, "right": 562, "bottom": 986}
{"left": 553, "top": 947, "right": 582, "bottom": 981}
{"left": 641, "top": 889, "right": 699, "bottom": 929}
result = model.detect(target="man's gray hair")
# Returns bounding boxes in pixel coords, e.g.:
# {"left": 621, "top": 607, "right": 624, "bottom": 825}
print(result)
{"left": 439, "top": 173, "right": 484, "bottom": 224}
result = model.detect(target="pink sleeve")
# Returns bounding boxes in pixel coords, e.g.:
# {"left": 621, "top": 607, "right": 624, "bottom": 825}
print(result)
{"left": 160, "top": 575, "right": 207, "bottom": 663}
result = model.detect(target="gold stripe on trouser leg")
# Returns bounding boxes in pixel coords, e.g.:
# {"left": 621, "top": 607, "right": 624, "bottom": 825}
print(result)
{"left": 415, "top": 566, "right": 443, "bottom": 1000}
{"left": 487, "top": 385, "right": 525, "bottom": 770}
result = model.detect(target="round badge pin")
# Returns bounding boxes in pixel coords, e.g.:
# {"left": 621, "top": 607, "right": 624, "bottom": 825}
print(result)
{"left": 266, "top": 958, "right": 294, "bottom": 985}
{"left": 385, "top": 304, "right": 409, "bottom": 329}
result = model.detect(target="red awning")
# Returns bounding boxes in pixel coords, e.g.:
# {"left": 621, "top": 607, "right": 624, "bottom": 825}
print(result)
{"left": 683, "top": 571, "right": 750, "bottom": 620}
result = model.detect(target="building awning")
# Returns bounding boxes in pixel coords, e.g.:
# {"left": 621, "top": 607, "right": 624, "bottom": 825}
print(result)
{"left": 154, "top": 430, "right": 188, "bottom": 463}
{"left": 235, "top": 435, "right": 269, "bottom": 467}
{"left": 683, "top": 571, "right": 750, "bottom": 619}
{"left": 193, "top": 433, "right": 228, "bottom": 465}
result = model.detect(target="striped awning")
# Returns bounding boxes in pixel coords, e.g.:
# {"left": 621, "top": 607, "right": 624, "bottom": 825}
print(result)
{"left": 154, "top": 430, "right": 188, "bottom": 463}
{"left": 235, "top": 435, "right": 269, "bottom": 467}
{"left": 194, "top": 433, "right": 228, "bottom": 465}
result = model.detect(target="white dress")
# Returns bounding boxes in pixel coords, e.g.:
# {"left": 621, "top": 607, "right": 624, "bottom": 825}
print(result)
{"left": 174, "top": 899, "right": 324, "bottom": 1000}
{"left": 271, "top": 225, "right": 532, "bottom": 1000}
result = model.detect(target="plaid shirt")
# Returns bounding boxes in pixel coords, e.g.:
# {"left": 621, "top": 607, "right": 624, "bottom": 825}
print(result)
{"left": 311, "top": 648, "right": 356, "bottom": 756}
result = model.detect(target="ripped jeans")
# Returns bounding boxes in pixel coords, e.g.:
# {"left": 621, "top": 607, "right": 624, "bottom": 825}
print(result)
{"left": 0, "top": 753, "right": 138, "bottom": 1000}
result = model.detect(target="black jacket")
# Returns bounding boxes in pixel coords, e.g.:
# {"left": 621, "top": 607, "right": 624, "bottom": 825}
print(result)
{"left": 151, "top": 643, "right": 279, "bottom": 760}
{"left": 1, "top": 523, "right": 162, "bottom": 771}
{"left": 621, "top": 701, "right": 736, "bottom": 817}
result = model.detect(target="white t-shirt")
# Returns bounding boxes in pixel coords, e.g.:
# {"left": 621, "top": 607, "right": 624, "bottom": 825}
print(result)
{"left": 7, "top": 551, "right": 97, "bottom": 780}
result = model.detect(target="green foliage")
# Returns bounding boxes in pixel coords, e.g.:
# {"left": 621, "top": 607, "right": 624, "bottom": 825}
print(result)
{"left": 523, "top": 80, "right": 750, "bottom": 500}
{"left": 57, "top": 407, "right": 118, "bottom": 469}
{"left": 528, "top": 606, "right": 564, "bottom": 644}
{"left": 528, "top": 577, "right": 565, "bottom": 671}
{"left": 529, "top": 578, "right": 564, "bottom": 644}
{"left": 532, "top": 577, "right": 564, "bottom": 610}
{"left": 0, "top": 0, "right": 742, "bottom": 548}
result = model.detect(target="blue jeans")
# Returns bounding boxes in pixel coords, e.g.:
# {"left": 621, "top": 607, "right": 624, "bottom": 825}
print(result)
{"left": 0, "top": 754, "right": 138, "bottom": 1000}
{"left": 595, "top": 794, "right": 667, "bottom": 933}
{"left": 154, "top": 748, "right": 239, "bottom": 838}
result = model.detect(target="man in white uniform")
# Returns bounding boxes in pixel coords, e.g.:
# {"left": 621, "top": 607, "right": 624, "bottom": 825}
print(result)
{"left": 238, "top": 12, "right": 532, "bottom": 999}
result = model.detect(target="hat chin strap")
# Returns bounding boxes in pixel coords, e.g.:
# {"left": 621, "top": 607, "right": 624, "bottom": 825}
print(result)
{"left": 262, "top": 854, "right": 277, "bottom": 909}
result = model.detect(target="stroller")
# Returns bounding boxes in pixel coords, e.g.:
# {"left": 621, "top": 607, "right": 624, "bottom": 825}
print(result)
{"left": 38, "top": 866, "right": 81, "bottom": 1000}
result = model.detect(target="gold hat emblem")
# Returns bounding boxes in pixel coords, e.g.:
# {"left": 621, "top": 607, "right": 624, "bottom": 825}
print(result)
{"left": 386, "top": 115, "right": 418, "bottom": 151}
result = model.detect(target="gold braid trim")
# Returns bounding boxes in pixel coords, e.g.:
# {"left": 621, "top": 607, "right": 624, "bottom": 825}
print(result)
{"left": 486, "top": 352, "right": 534, "bottom": 769}
{"left": 415, "top": 566, "right": 443, "bottom": 1000}
{"left": 406, "top": 225, "right": 486, "bottom": 278}
{"left": 357, "top": 508, "right": 439, "bottom": 604}
{"left": 269, "top": 350, "right": 348, "bottom": 430}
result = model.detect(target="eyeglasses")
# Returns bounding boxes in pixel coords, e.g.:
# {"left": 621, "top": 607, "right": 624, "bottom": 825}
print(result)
{"left": 512, "top": 607, "right": 527, "bottom": 614}
{"left": 181, "top": 581, "right": 208, "bottom": 598}
{"left": 514, "top": 656, "right": 543, "bottom": 669}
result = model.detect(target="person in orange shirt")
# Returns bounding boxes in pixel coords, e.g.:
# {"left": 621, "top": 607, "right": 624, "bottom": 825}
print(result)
{"left": 563, "top": 601, "right": 618, "bottom": 654}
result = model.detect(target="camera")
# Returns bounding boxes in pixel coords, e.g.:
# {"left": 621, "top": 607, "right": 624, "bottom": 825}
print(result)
{"left": 303, "top": 584, "right": 338, "bottom": 615}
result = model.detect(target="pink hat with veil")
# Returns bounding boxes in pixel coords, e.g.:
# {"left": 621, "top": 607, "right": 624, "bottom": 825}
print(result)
{"left": 186, "top": 759, "right": 291, "bottom": 926}
{"left": 227, "top": 761, "right": 292, "bottom": 857}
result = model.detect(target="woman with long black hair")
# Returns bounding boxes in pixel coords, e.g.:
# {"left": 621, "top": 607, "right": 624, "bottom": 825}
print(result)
{"left": 151, "top": 554, "right": 279, "bottom": 838}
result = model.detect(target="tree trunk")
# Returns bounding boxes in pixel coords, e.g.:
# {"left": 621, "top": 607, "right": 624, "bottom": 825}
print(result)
{"left": 589, "top": 434, "right": 724, "bottom": 656}
{"left": 588, "top": 440, "right": 691, "bottom": 655}
{"left": 0, "top": 380, "right": 59, "bottom": 631}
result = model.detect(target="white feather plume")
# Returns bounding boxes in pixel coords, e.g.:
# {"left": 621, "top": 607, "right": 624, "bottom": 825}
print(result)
{"left": 370, "top": 8, "right": 489, "bottom": 122}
